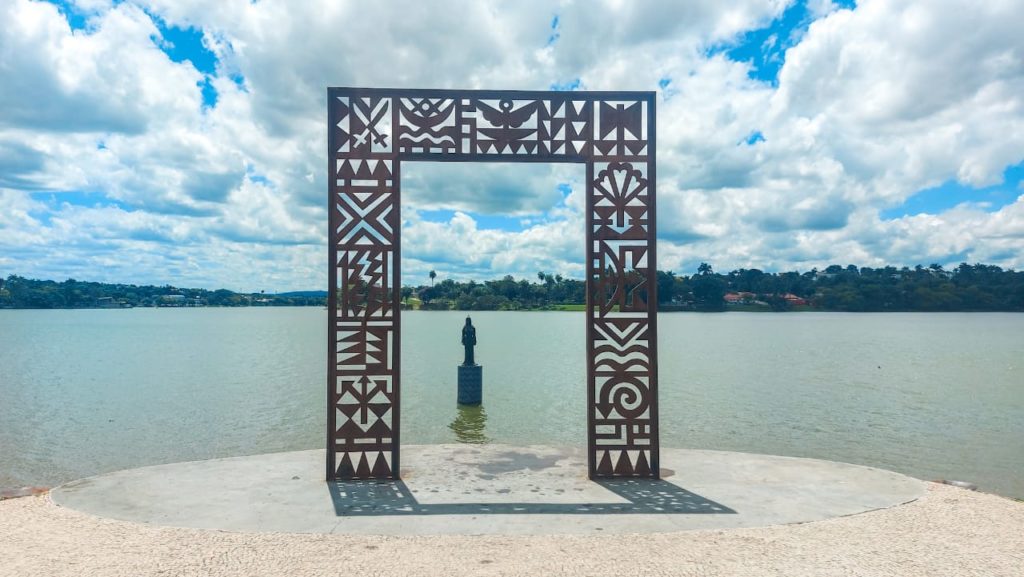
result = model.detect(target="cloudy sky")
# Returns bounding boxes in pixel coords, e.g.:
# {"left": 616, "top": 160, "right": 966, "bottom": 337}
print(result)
{"left": 1, "top": 0, "right": 1022, "bottom": 291}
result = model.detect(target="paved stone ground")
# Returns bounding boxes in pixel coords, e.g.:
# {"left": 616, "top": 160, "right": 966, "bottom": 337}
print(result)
{"left": 49, "top": 446, "right": 926, "bottom": 534}
{"left": 2, "top": 483, "right": 1023, "bottom": 576}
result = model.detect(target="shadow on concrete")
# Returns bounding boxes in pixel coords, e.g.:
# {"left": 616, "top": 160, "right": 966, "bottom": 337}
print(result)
{"left": 328, "top": 478, "right": 736, "bottom": 516}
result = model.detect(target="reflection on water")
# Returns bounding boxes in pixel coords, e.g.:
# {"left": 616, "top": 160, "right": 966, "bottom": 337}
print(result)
{"left": 449, "top": 404, "right": 489, "bottom": 444}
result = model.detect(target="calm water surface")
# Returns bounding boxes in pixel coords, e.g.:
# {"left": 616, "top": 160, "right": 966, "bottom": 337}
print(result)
{"left": 1, "top": 309, "right": 1021, "bottom": 498}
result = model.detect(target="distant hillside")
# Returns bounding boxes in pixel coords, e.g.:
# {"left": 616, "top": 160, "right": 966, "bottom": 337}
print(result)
{"left": 3, "top": 262, "right": 1022, "bottom": 311}
{"left": 411, "top": 263, "right": 1024, "bottom": 312}
{"left": 0, "top": 276, "right": 326, "bottom": 309}
{"left": 276, "top": 290, "right": 328, "bottom": 298}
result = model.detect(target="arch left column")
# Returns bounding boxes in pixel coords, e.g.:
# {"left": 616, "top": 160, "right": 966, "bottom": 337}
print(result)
{"left": 327, "top": 90, "right": 401, "bottom": 480}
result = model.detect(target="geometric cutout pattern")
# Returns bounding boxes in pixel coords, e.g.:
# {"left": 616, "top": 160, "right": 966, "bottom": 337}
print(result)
{"left": 329, "top": 88, "right": 658, "bottom": 480}
{"left": 588, "top": 158, "right": 657, "bottom": 478}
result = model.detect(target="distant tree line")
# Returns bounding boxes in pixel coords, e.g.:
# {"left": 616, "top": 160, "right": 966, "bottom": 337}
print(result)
{"left": 654, "top": 262, "right": 1024, "bottom": 312}
{"left": 412, "top": 272, "right": 585, "bottom": 311}
{"left": 4, "top": 262, "right": 1023, "bottom": 311}
{"left": 413, "top": 263, "right": 1024, "bottom": 312}
{"left": 0, "top": 276, "right": 325, "bottom": 309}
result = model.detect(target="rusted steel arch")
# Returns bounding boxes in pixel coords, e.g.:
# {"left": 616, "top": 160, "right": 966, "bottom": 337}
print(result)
{"left": 328, "top": 88, "right": 659, "bottom": 480}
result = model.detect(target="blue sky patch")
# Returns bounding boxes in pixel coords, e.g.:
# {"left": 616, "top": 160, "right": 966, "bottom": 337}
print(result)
{"left": 882, "top": 162, "right": 1024, "bottom": 219}
{"left": 154, "top": 21, "right": 218, "bottom": 75}
{"left": 150, "top": 16, "right": 221, "bottom": 107}
{"left": 550, "top": 78, "right": 581, "bottom": 92}
{"left": 712, "top": 0, "right": 856, "bottom": 85}
{"left": 228, "top": 72, "right": 247, "bottom": 90}
{"left": 199, "top": 78, "right": 218, "bottom": 108}
{"left": 744, "top": 130, "right": 765, "bottom": 145}
{"left": 43, "top": 0, "right": 89, "bottom": 31}
{"left": 658, "top": 77, "right": 679, "bottom": 101}
{"left": 416, "top": 209, "right": 543, "bottom": 232}
{"left": 41, "top": 2, "right": 226, "bottom": 108}
{"left": 31, "top": 190, "right": 135, "bottom": 213}
{"left": 149, "top": 18, "right": 222, "bottom": 107}
{"left": 547, "top": 14, "right": 560, "bottom": 46}
{"left": 246, "top": 164, "right": 272, "bottom": 187}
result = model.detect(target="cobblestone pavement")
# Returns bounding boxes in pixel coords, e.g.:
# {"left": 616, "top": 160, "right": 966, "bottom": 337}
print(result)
{"left": 2, "top": 484, "right": 1022, "bottom": 577}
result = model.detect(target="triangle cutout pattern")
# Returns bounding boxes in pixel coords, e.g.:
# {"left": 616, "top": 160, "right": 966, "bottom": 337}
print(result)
{"left": 593, "top": 449, "right": 653, "bottom": 477}
{"left": 333, "top": 450, "right": 394, "bottom": 479}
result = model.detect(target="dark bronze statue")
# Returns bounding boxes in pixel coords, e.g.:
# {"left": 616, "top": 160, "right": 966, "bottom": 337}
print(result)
{"left": 461, "top": 316, "right": 477, "bottom": 366}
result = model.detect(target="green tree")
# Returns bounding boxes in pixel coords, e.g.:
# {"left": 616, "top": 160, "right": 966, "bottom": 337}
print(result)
{"left": 691, "top": 271, "right": 725, "bottom": 311}
{"left": 656, "top": 270, "right": 677, "bottom": 304}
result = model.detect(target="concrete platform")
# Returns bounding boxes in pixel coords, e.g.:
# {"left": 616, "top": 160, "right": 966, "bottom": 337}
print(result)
{"left": 51, "top": 445, "right": 925, "bottom": 535}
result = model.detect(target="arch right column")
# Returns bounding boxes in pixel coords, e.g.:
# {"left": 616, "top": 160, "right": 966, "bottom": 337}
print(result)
{"left": 585, "top": 95, "right": 659, "bottom": 478}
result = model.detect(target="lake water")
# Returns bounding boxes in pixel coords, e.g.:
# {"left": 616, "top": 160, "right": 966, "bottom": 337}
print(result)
{"left": 1, "top": 309, "right": 1022, "bottom": 498}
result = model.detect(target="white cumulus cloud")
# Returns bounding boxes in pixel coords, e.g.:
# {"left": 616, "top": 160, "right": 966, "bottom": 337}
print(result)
{"left": 0, "top": 0, "right": 1022, "bottom": 290}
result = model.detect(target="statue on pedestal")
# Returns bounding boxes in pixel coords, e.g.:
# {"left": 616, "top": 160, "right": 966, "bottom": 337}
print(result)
{"left": 457, "top": 316, "right": 482, "bottom": 405}
{"left": 461, "top": 316, "right": 477, "bottom": 366}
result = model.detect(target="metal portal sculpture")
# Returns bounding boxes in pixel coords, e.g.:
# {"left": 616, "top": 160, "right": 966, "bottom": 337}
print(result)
{"left": 328, "top": 88, "right": 659, "bottom": 480}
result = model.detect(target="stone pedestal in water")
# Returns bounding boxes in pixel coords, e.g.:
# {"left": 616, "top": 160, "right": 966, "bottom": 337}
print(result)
{"left": 457, "top": 364, "right": 482, "bottom": 405}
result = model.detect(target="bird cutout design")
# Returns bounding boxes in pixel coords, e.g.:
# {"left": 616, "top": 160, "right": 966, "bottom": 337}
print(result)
{"left": 475, "top": 99, "right": 539, "bottom": 152}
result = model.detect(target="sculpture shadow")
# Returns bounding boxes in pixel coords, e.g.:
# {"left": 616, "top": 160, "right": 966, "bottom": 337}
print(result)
{"left": 328, "top": 477, "right": 735, "bottom": 516}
